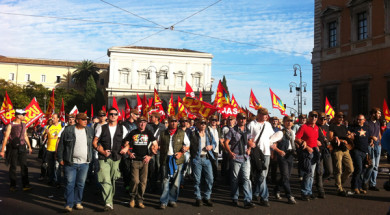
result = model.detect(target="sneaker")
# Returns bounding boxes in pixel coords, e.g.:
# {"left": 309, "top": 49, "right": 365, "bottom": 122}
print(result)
{"left": 244, "top": 202, "right": 256, "bottom": 209}
{"left": 195, "top": 199, "right": 202, "bottom": 207}
{"left": 288, "top": 197, "right": 296, "bottom": 204}
{"left": 359, "top": 188, "right": 367, "bottom": 194}
{"left": 318, "top": 192, "right": 326, "bottom": 199}
{"left": 129, "top": 200, "right": 135, "bottom": 208}
{"left": 232, "top": 200, "right": 238, "bottom": 207}
{"left": 369, "top": 186, "right": 380, "bottom": 191}
{"left": 159, "top": 204, "right": 166, "bottom": 210}
{"left": 168, "top": 202, "right": 177, "bottom": 208}
{"left": 75, "top": 204, "right": 83, "bottom": 210}
{"left": 260, "top": 200, "right": 270, "bottom": 207}
{"left": 203, "top": 199, "right": 213, "bottom": 207}
{"left": 310, "top": 194, "right": 317, "bottom": 200}
{"left": 354, "top": 188, "right": 360, "bottom": 195}
{"left": 137, "top": 203, "right": 145, "bottom": 209}
{"left": 253, "top": 195, "right": 259, "bottom": 201}
{"left": 23, "top": 185, "right": 32, "bottom": 191}
{"left": 9, "top": 186, "right": 17, "bottom": 192}
{"left": 275, "top": 192, "right": 282, "bottom": 200}
{"left": 301, "top": 195, "right": 310, "bottom": 201}
{"left": 362, "top": 183, "right": 368, "bottom": 191}
{"left": 337, "top": 190, "right": 347, "bottom": 197}
{"left": 104, "top": 204, "right": 113, "bottom": 211}
{"left": 64, "top": 206, "right": 73, "bottom": 212}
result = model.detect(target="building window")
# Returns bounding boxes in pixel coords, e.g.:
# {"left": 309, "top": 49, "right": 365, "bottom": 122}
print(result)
{"left": 25, "top": 74, "right": 30, "bottom": 82}
{"left": 194, "top": 77, "right": 200, "bottom": 88}
{"left": 352, "top": 83, "right": 369, "bottom": 116}
{"left": 139, "top": 74, "right": 147, "bottom": 85}
{"left": 9, "top": 73, "right": 14, "bottom": 81}
{"left": 100, "top": 78, "right": 104, "bottom": 86}
{"left": 121, "top": 73, "right": 129, "bottom": 84}
{"left": 176, "top": 76, "right": 183, "bottom": 86}
{"left": 357, "top": 11, "right": 368, "bottom": 40}
{"left": 328, "top": 21, "right": 337, "bottom": 48}
{"left": 56, "top": 76, "right": 61, "bottom": 83}
{"left": 41, "top": 75, "right": 46, "bottom": 83}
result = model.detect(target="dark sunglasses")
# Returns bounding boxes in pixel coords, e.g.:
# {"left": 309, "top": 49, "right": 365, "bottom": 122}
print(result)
{"left": 99, "top": 115, "right": 106, "bottom": 117}
{"left": 170, "top": 120, "right": 178, "bottom": 123}
{"left": 200, "top": 122, "right": 207, "bottom": 125}
{"left": 309, "top": 114, "right": 318, "bottom": 118}
{"left": 319, "top": 117, "right": 326, "bottom": 120}
{"left": 180, "top": 120, "right": 188, "bottom": 123}
{"left": 109, "top": 113, "right": 118, "bottom": 116}
{"left": 211, "top": 119, "right": 218, "bottom": 122}
{"left": 357, "top": 118, "right": 364, "bottom": 121}
{"left": 287, "top": 119, "right": 294, "bottom": 122}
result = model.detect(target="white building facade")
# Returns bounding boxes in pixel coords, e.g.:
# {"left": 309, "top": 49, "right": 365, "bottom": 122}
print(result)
{"left": 107, "top": 46, "right": 214, "bottom": 110}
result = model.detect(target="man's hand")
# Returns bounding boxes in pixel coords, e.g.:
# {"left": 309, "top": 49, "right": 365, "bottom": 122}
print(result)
{"left": 370, "top": 139, "right": 374, "bottom": 147}
{"left": 317, "top": 140, "right": 322, "bottom": 147}
{"left": 205, "top": 145, "right": 213, "bottom": 151}
{"left": 246, "top": 148, "right": 251, "bottom": 156}
{"left": 120, "top": 147, "right": 128, "bottom": 155}
{"left": 335, "top": 137, "right": 341, "bottom": 146}
{"left": 151, "top": 143, "right": 158, "bottom": 154}
{"left": 60, "top": 161, "right": 64, "bottom": 166}
{"left": 28, "top": 148, "right": 32, "bottom": 155}
{"left": 129, "top": 152, "right": 136, "bottom": 159}
{"left": 229, "top": 151, "right": 236, "bottom": 159}
{"left": 278, "top": 150, "right": 286, "bottom": 157}
{"left": 105, "top": 150, "right": 111, "bottom": 157}
{"left": 143, "top": 155, "right": 151, "bottom": 164}
{"left": 307, "top": 147, "right": 313, "bottom": 154}
{"left": 0, "top": 151, "right": 5, "bottom": 159}
{"left": 175, "top": 152, "right": 183, "bottom": 160}
{"left": 248, "top": 139, "right": 256, "bottom": 148}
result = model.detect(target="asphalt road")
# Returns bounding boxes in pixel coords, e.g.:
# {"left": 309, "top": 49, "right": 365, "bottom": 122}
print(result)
{"left": 0, "top": 149, "right": 389, "bottom": 215}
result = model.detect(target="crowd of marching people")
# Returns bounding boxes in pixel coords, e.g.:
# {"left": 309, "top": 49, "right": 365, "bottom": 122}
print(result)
{"left": 0, "top": 106, "right": 389, "bottom": 212}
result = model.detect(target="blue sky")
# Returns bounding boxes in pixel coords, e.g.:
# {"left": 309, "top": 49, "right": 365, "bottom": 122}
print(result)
{"left": 0, "top": 0, "right": 314, "bottom": 117}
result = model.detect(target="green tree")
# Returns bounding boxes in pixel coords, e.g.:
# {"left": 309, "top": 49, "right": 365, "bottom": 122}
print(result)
{"left": 221, "top": 75, "right": 230, "bottom": 99}
{"left": 72, "top": 60, "right": 100, "bottom": 88}
{"left": 84, "top": 75, "right": 97, "bottom": 107}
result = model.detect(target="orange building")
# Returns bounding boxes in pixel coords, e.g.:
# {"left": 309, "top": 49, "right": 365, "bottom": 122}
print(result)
{"left": 312, "top": 0, "right": 390, "bottom": 119}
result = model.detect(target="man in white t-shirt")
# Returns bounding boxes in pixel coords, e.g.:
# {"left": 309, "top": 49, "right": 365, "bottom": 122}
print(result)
{"left": 247, "top": 107, "right": 275, "bottom": 207}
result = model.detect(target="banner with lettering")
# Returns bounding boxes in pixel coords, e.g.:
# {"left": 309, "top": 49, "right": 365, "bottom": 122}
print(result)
{"left": 24, "top": 98, "right": 44, "bottom": 127}
{"left": 182, "top": 97, "right": 218, "bottom": 118}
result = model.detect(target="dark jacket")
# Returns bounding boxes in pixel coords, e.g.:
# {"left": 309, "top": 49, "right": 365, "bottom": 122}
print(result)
{"left": 57, "top": 125, "right": 94, "bottom": 165}
{"left": 190, "top": 129, "right": 216, "bottom": 161}
{"left": 98, "top": 124, "right": 124, "bottom": 161}
{"left": 159, "top": 129, "right": 186, "bottom": 166}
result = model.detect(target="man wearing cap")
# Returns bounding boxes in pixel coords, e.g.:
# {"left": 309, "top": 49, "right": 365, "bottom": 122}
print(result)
{"left": 295, "top": 111, "right": 320, "bottom": 200}
{"left": 221, "top": 115, "right": 236, "bottom": 184}
{"left": 224, "top": 113, "right": 256, "bottom": 208}
{"left": 292, "top": 114, "right": 307, "bottom": 134}
{"left": 146, "top": 112, "right": 165, "bottom": 193}
{"left": 208, "top": 115, "right": 223, "bottom": 179}
{"left": 247, "top": 107, "right": 275, "bottom": 207}
{"left": 190, "top": 117, "right": 216, "bottom": 207}
{"left": 0, "top": 109, "right": 33, "bottom": 192}
{"left": 57, "top": 113, "right": 94, "bottom": 212}
{"left": 93, "top": 107, "right": 129, "bottom": 211}
{"left": 179, "top": 116, "right": 192, "bottom": 188}
{"left": 271, "top": 116, "right": 297, "bottom": 204}
{"left": 124, "top": 116, "right": 158, "bottom": 209}
{"left": 329, "top": 112, "right": 354, "bottom": 196}
{"left": 123, "top": 109, "right": 139, "bottom": 133}
{"left": 44, "top": 113, "right": 62, "bottom": 186}
{"left": 158, "top": 115, "right": 190, "bottom": 209}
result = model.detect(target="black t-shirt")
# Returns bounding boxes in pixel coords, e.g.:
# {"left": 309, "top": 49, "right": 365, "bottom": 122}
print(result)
{"left": 350, "top": 124, "right": 371, "bottom": 153}
{"left": 125, "top": 129, "right": 156, "bottom": 161}
{"left": 329, "top": 124, "right": 348, "bottom": 151}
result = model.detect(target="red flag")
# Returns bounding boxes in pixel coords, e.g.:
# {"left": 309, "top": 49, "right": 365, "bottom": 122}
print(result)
{"left": 46, "top": 89, "right": 55, "bottom": 119}
{"left": 219, "top": 104, "right": 240, "bottom": 119}
{"left": 91, "top": 104, "right": 94, "bottom": 118}
{"left": 112, "top": 96, "right": 122, "bottom": 121}
{"left": 125, "top": 100, "right": 131, "bottom": 119}
{"left": 142, "top": 94, "right": 147, "bottom": 115}
{"left": 325, "top": 97, "right": 335, "bottom": 119}
{"left": 102, "top": 105, "right": 106, "bottom": 113}
{"left": 249, "top": 89, "right": 262, "bottom": 110}
{"left": 121, "top": 109, "right": 125, "bottom": 122}
{"left": 199, "top": 90, "right": 203, "bottom": 101}
{"left": 153, "top": 89, "right": 166, "bottom": 121}
{"left": 137, "top": 93, "right": 142, "bottom": 114}
{"left": 84, "top": 110, "right": 87, "bottom": 114}
{"left": 167, "top": 93, "right": 175, "bottom": 117}
{"left": 186, "top": 82, "right": 195, "bottom": 98}
{"left": 213, "top": 80, "right": 230, "bottom": 108}
{"left": 69, "top": 105, "right": 79, "bottom": 115}
{"left": 59, "top": 98, "right": 65, "bottom": 122}
{"left": 0, "top": 91, "right": 15, "bottom": 124}
{"left": 383, "top": 99, "right": 390, "bottom": 122}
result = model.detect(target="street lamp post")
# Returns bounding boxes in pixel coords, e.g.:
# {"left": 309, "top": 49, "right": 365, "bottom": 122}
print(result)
{"left": 289, "top": 64, "right": 307, "bottom": 116}
{"left": 147, "top": 65, "right": 169, "bottom": 91}
{"left": 43, "top": 94, "right": 47, "bottom": 111}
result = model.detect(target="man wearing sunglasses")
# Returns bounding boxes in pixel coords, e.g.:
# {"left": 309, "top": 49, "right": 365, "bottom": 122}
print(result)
{"left": 93, "top": 107, "right": 129, "bottom": 211}
{"left": 57, "top": 113, "right": 94, "bottom": 212}
{"left": 0, "top": 109, "right": 32, "bottom": 192}
{"left": 208, "top": 115, "right": 223, "bottom": 179}
{"left": 158, "top": 115, "right": 190, "bottom": 209}
{"left": 221, "top": 116, "right": 236, "bottom": 185}
{"left": 295, "top": 111, "right": 320, "bottom": 201}
{"left": 329, "top": 112, "right": 354, "bottom": 197}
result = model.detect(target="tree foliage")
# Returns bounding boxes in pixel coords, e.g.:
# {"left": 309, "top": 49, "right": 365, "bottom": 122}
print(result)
{"left": 221, "top": 75, "right": 230, "bottom": 98}
{"left": 71, "top": 59, "right": 100, "bottom": 88}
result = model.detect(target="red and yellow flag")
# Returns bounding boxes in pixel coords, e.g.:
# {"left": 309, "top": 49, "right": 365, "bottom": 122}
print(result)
{"left": 182, "top": 97, "right": 218, "bottom": 118}
{"left": 213, "top": 80, "right": 230, "bottom": 108}
{"left": 136, "top": 93, "right": 142, "bottom": 114}
{"left": 24, "top": 98, "right": 44, "bottom": 127}
{"left": 59, "top": 98, "right": 65, "bottom": 122}
{"left": 249, "top": 89, "right": 261, "bottom": 110}
{"left": 125, "top": 99, "right": 131, "bottom": 119}
{"left": 383, "top": 99, "right": 390, "bottom": 122}
{"left": 167, "top": 93, "right": 175, "bottom": 117}
{"left": 270, "top": 88, "right": 287, "bottom": 116}
{"left": 153, "top": 89, "right": 166, "bottom": 121}
{"left": 199, "top": 90, "right": 203, "bottom": 101}
{"left": 231, "top": 94, "right": 245, "bottom": 113}
{"left": 0, "top": 91, "right": 15, "bottom": 124}
{"left": 325, "top": 97, "right": 335, "bottom": 119}
{"left": 45, "top": 89, "right": 55, "bottom": 119}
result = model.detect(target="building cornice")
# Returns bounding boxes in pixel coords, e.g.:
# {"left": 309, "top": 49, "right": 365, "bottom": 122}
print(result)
{"left": 108, "top": 46, "right": 213, "bottom": 59}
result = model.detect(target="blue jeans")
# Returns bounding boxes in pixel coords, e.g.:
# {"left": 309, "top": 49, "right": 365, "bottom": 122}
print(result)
{"left": 364, "top": 144, "right": 381, "bottom": 187}
{"left": 160, "top": 164, "right": 183, "bottom": 205}
{"left": 351, "top": 150, "right": 366, "bottom": 189}
{"left": 231, "top": 159, "right": 252, "bottom": 203}
{"left": 192, "top": 157, "right": 214, "bottom": 200}
{"left": 254, "top": 155, "right": 270, "bottom": 201}
{"left": 301, "top": 163, "right": 316, "bottom": 196}
{"left": 64, "top": 163, "right": 89, "bottom": 207}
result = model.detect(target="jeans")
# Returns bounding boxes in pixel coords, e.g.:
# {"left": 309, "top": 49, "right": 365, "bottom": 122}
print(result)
{"left": 333, "top": 150, "right": 354, "bottom": 191}
{"left": 45, "top": 151, "right": 56, "bottom": 183}
{"left": 231, "top": 159, "right": 252, "bottom": 203}
{"left": 275, "top": 154, "right": 293, "bottom": 198}
{"left": 364, "top": 144, "right": 381, "bottom": 187}
{"left": 322, "top": 151, "right": 333, "bottom": 179}
{"left": 351, "top": 150, "right": 366, "bottom": 189}
{"left": 315, "top": 158, "right": 324, "bottom": 194}
{"left": 64, "top": 163, "right": 89, "bottom": 207}
{"left": 192, "top": 157, "right": 214, "bottom": 200}
{"left": 253, "top": 155, "right": 270, "bottom": 201}
{"left": 180, "top": 152, "right": 191, "bottom": 185}
{"left": 160, "top": 164, "right": 183, "bottom": 205}
{"left": 9, "top": 149, "right": 29, "bottom": 187}
{"left": 301, "top": 163, "right": 316, "bottom": 196}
